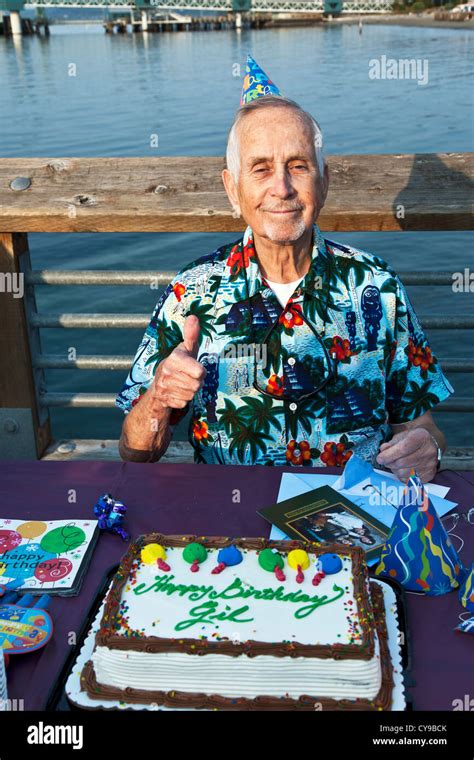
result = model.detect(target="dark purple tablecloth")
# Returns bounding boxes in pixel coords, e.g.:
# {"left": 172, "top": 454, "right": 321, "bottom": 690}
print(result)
{"left": 1, "top": 460, "right": 473, "bottom": 711}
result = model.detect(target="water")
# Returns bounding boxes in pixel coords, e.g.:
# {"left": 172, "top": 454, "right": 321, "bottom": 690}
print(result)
{"left": 1, "top": 23, "right": 473, "bottom": 445}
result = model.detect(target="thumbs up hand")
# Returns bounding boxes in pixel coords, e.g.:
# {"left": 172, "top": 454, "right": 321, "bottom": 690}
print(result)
{"left": 152, "top": 315, "right": 207, "bottom": 411}
{"left": 181, "top": 313, "right": 201, "bottom": 358}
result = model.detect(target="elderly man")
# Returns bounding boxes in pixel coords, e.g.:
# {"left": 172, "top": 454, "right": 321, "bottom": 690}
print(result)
{"left": 116, "top": 56, "right": 453, "bottom": 482}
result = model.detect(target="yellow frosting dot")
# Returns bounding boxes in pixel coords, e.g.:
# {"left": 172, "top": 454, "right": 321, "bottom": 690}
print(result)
{"left": 141, "top": 543, "right": 167, "bottom": 564}
{"left": 288, "top": 549, "right": 310, "bottom": 571}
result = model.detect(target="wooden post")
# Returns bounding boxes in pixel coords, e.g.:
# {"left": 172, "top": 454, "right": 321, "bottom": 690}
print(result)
{"left": 0, "top": 233, "right": 51, "bottom": 458}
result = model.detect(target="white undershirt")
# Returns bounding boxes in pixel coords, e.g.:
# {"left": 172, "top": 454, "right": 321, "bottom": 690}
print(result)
{"left": 265, "top": 278, "right": 302, "bottom": 307}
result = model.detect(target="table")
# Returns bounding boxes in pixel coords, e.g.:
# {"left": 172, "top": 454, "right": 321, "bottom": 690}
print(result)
{"left": 1, "top": 460, "right": 473, "bottom": 711}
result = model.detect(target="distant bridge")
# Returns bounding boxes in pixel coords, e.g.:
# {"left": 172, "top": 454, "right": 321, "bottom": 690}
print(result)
{"left": 5, "top": 0, "right": 394, "bottom": 13}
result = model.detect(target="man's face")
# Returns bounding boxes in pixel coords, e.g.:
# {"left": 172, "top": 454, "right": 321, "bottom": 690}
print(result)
{"left": 222, "top": 106, "right": 328, "bottom": 244}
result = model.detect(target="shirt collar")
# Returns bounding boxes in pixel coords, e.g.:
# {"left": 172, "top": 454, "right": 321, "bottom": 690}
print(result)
{"left": 235, "top": 222, "right": 329, "bottom": 302}
{"left": 226, "top": 222, "right": 351, "bottom": 309}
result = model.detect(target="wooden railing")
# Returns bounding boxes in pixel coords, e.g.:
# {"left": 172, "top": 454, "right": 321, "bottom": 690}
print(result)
{"left": 0, "top": 154, "right": 473, "bottom": 466}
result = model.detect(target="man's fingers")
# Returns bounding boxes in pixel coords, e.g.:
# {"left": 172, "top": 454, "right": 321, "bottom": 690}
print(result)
{"left": 167, "top": 348, "right": 207, "bottom": 380}
{"left": 377, "top": 439, "right": 419, "bottom": 465}
{"left": 155, "top": 373, "right": 202, "bottom": 395}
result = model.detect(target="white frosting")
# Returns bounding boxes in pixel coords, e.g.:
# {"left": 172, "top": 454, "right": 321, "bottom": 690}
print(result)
{"left": 92, "top": 545, "right": 384, "bottom": 702}
{"left": 93, "top": 644, "right": 382, "bottom": 701}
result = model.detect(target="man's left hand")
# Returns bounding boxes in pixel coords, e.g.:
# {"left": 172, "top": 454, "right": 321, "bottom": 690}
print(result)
{"left": 376, "top": 427, "right": 439, "bottom": 483}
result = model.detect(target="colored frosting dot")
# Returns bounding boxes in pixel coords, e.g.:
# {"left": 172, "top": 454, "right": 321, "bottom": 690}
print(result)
{"left": 288, "top": 549, "right": 310, "bottom": 571}
{"left": 183, "top": 542, "right": 207, "bottom": 565}
{"left": 258, "top": 548, "right": 284, "bottom": 572}
{"left": 217, "top": 545, "right": 243, "bottom": 567}
{"left": 141, "top": 543, "right": 167, "bottom": 565}
{"left": 317, "top": 553, "right": 343, "bottom": 575}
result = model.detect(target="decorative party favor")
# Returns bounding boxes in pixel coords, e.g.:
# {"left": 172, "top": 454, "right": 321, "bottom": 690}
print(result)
{"left": 93, "top": 494, "right": 129, "bottom": 541}
{"left": 0, "top": 593, "right": 53, "bottom": 655}
{"left": 240, "top": 54, "right": 282, "bottom": 105}
{"left": 375, "top": 471, "right": 464, "bottom": 595}
{"left": 455, "top": 616, "right": 474, "bottom": 635}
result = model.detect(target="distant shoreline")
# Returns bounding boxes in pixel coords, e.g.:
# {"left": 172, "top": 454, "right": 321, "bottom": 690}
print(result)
{"left": 331, "top": 13, "right": 474, "bottom": 30}
{"left": 49, "top": 14, "right": 474, "bottom": 31}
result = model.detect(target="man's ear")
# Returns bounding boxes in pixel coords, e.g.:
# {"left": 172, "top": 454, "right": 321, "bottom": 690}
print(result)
{"left": 321, "top": 162, "right": 330, "bottom": 205}
{"left": 222, "top": 168, "right": 241, "bottom": 218}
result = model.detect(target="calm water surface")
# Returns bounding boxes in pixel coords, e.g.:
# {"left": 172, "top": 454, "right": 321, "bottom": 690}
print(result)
{"left": 1, "top": 23, "right": 473, "bottom": 443}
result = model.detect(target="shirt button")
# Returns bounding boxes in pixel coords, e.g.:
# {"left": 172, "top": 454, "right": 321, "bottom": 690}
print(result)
{"left": 288, "top": 357, "right": 296, "bottom": 366}
{"left": 289, "top": 402, "right": 297, "bottom": 412}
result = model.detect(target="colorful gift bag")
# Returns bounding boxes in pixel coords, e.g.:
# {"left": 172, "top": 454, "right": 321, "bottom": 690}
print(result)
{"left": 375, "top": 470, "right": 464, "bottom": 595}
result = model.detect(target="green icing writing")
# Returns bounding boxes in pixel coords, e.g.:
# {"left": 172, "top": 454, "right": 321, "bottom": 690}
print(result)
{"left": 258, "top": 548, "right": 283, "bottom": 572}
{"left": 175, "top": 601, "right": 253, "bottom": 631}
{"left": 133, "top": 574, "right": 345, "bottom": 620}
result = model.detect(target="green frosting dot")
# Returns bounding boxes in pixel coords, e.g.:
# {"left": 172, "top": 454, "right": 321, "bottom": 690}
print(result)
{"left": 183, "top": 542, "right": 207, "bottom": 565}
{"left": 258, "top": 548, "right": 284, "bottom": 572}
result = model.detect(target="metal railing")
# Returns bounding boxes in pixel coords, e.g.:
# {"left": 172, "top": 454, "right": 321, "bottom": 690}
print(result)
{"left": 1, "top": 153, "right": 473, "bottom": 464}
{"left": 21, "top": 266, "right": 474, "bottom": 413}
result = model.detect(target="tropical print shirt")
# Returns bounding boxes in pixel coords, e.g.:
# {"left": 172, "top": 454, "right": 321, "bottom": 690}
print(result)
{"left": 116, "top": 223, "right": 454, "bottom": 467}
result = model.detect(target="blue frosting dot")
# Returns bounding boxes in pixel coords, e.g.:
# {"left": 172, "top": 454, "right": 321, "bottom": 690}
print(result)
{"left": 218, "top": 545, "right": 243, "bottom": 567}
{"left": 318, "top": 553, "right": 343, "bottom": 575}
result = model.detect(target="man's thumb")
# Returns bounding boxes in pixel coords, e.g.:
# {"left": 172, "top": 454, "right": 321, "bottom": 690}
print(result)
{"left": 182, "top": 315, "right": 201, "bottom": 357}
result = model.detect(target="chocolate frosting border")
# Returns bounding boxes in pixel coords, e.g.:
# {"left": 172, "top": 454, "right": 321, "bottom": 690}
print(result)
{"left": 79, "top": 583, "right": 394, "bottom": 711}
{"left": 94, "top": 534, "right": 375, "bottom": 660}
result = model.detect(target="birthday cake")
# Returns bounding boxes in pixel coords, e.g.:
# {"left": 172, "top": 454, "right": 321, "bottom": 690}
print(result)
{"left": 80, "top": 534, "right": 395, "bottom": 710}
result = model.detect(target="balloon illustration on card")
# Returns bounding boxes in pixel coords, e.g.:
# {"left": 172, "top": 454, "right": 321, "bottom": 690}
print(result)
{"left": 0, "top": 519, "right": 97, "bottom": 595}
{"left": 16, "top": 522, "right": 48, "bottom": 541}
{"left": 0, "top": 531, "right": 22, "bottom": 553}
{"left": 34, "top": 558, "right": 73, "bottom": 589}
{"left": 40, "top": 525, "right": 86, "bottom": 555}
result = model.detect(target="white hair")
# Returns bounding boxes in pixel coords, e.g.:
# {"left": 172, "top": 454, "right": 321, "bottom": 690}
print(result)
{"left": 225, "top": 95, "right": 325, "bottom": 184}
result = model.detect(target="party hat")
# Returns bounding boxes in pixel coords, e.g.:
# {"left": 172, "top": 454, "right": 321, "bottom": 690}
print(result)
{"left": 375, "top": 470, "right": 464, "bottom": 595}
{"left": 459, "top": 561, "right": 474, "bottom": 612}
{"left": 240, "top": 55, "right": 282, "bottom": 105}
{"left": 0, "top": 650, "right": 7, "bottom": 710}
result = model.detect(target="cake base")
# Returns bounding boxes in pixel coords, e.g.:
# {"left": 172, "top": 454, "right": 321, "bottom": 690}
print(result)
{"left": 80, "top": 583, "right": 394, "bottom": 711}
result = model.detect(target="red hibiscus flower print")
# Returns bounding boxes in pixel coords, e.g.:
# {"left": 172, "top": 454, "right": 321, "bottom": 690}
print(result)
{"left": 320, "top": 441, "right": 353, "bottom": 467}
{"left": 192, "top": 419, "right": 209, "bottom": 442}
{"left": 266, "top": 374, "right": 284, "bottom": 397}
{"left": 286, "top": 440, "right": 311, "bottom": 466}
{"left": 279, "top": 303, "right": 304, "bottom": 330}
{"left": 329, "top": 336, "right": 353, "bottom": 361}
{"left": 173, "top": 282, "right": 186, "bottom": 302}
{"left": 406, "top": 338, "right": 435, "bottom": 372}
{"left": 226, "top": 241, "right": 255, "bottom": 277}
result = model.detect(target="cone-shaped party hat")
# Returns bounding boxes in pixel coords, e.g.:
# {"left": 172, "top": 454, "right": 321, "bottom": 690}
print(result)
{"left": 375, "top": 470, "right": 464, "bottom": 595}
{"left": 459, "top": 561, "right": 474, "bottom": 611}
{"left": 240, "top": 54, "right": 282, "bottom": 106}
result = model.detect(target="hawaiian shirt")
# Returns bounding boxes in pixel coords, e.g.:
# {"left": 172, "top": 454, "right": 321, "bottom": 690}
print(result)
{"left": 116, "top": 223, "right": 454, "bottom": 467}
